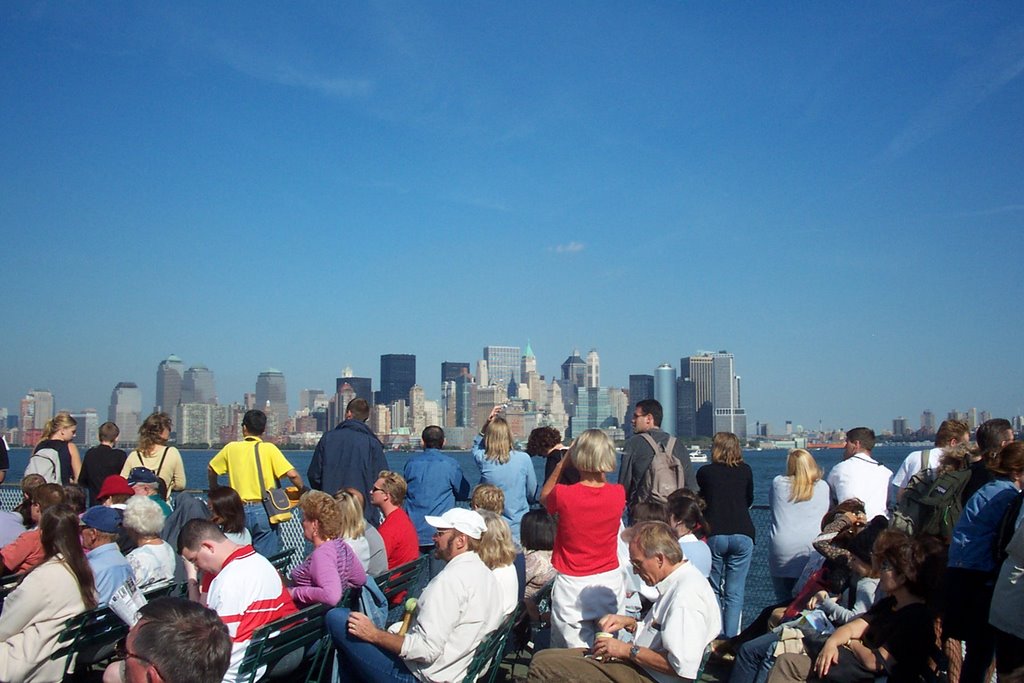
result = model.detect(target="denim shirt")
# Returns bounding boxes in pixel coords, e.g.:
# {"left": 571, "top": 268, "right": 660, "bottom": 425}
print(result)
{"left": 403, "top": 449, "right": 472, "bottom": 546}
{"left": 472, "top": 436, "right": 538, "bottom": 541}
{"left": 948, "top": 477, "right": 1020, "bottom": 573}
{"left": 87, "top": 542, "right": 134, "bottom": 605}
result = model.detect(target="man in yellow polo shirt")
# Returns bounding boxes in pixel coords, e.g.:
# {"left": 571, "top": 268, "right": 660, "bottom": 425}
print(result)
{"left": 207, "top": 410, "right": 305, "bottom": 557}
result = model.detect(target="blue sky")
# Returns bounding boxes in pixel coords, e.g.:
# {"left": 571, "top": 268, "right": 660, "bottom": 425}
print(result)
{"left": 2, "top": 2, "right": 1022, "bottom": 433}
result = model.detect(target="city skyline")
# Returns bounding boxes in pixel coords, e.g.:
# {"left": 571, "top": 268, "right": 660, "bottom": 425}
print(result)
{"left": 2, "top": 4, "right": 1022, "bottom": 431}
{"left": 3, "top": 345, "right": 1013, "bottom": 437}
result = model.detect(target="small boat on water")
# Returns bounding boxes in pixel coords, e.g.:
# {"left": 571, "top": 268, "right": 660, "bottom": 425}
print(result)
{"left": 688, "top": 445, "right": 708, "bottom": 463}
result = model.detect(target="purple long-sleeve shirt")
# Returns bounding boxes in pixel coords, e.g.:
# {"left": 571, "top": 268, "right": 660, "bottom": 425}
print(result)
{"left": 289, "top": 537, "right": 367, "bottom": 607}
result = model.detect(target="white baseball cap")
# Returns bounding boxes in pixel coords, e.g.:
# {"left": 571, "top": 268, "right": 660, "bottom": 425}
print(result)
{"left": 424, "top": 508, "right": 487, "bottom": 540}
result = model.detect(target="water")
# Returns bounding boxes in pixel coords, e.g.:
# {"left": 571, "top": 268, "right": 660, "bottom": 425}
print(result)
{"left": 4, "top": 445, "right": 916, "bottom": 499}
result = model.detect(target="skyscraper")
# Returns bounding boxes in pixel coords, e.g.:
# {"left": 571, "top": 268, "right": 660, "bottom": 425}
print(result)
{"left": 336, "top": 375, "right": 372, "bottom": 403}
{"left": 20, "top": 389, "right": 54, "bottom": 432}
{"left": 155, "top": 355, "right": 184, "bottom": 413}
{"left": 586, "top": 349, "right": 600, "bottom": 388}
{"left": 299, "top": 389, "right": 325, "bottom": 412}
{"left": 409, "top": 385, "right": 426, "bottom": 434}
{"left": 108, "top": 382, "right": 142, "bottom": 442}
{"left": 483, "top": 346, "right": 520, "bottom": 386}
{"left": 561, "top": 349, "right": 586, "bottom": 387}
{"left": 70, "top": 409, "right": 99, "bottom": 447}
{"left": 181, "top": 365, "right": 217, "bottom": 404}
{"left": 654, "top": 364, "right": 678, "bottom": 436}
{"left": 676, "top": 377, "right": 697, "bottom": 438}
{"left": 627, "top": 374, "right": 654, "bottom": 438}
{"left": 681, "top": 354, "right": 715, "bottom": 437}
{"left": 380, "top": 354, "right": 416, "bottom": 406}
{"left": 572, "top": 387, "right": 615, "bottom": 434}
{"left": 441, "top": 362, "right": 471, "bottom": 384}
{"left": 711, "top": 351, "right": 747, "bottom": 439}
{"left": 255, "top": 369, "right": 288, "bottom": 434}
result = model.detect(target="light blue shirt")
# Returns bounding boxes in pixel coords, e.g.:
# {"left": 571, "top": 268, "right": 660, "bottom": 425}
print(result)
{"left": 472, "top": 435, "right": 538, "bottom": 540}
{"left": 679, "top": 534, "right": 712, "bottom": 578}
{"left": 87, "top": 542, "right": 134, "bottom": 605}
{"left": 404, "top": 449, "right": 472, "bottom": 546}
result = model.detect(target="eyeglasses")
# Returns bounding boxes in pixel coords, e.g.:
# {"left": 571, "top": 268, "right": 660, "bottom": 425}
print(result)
{"left": 370, "top": 487, "right": 385, "bottom": 494}
{"left": 433, "top": 528, "right": 455, "bottom": 538}
{"left": 115, "top": 643, "right": 163, "bottom": 678}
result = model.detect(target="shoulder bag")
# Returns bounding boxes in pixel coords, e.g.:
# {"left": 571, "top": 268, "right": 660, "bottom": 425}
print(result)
{"left": 254, "top": 442, "right": 292, "bottom": 524}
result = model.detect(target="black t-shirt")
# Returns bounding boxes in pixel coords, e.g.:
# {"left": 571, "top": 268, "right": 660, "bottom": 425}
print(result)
{"left": 79, "top": 444, "right": 128, "bottom": 505}
{"left": 0, "top": 437, "right": 9, "bottom": 471}
{"left": 695, "top": 461, "right": 756, "bottom": 540}
{"left": 862, "top": 596, "right": 935, "bottom": 683}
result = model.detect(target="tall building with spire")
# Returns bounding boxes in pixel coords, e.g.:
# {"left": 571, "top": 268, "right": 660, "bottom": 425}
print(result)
{"left": 155, "top": 355, "right": 184, "bottom": 414}
{"left": 521, "top": 342, "right": 537, "bottom": 378}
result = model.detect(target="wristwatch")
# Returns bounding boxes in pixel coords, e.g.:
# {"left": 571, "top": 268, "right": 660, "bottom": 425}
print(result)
{"left": 629, "top": 645, "right": 641, "bottom": 660}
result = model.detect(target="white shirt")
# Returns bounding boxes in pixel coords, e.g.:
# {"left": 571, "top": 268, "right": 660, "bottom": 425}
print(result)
{"left": 126, "top": 541, "right": 176, "bottom": 588}
{"left": 401, "top": 550, "right": 504, "bottom": 683}
{"left": 493, "top": 563, "right": 518, "bottom": 617}
{"left": 892, "top": 447, "right": 943, "bottom": 490}
{"left": 634, "top": 561, "right": 722, "bottom": 682}
{"left": 826, "top": 453, "right": 894, "bottom": 519}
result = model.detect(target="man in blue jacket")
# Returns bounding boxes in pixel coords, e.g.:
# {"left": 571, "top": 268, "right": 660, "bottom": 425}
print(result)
{"left": 308, "top": 398, "right": 388, "bottom": 524}
{"left": 404, "top": 426, "right": 471, "bottom": 562}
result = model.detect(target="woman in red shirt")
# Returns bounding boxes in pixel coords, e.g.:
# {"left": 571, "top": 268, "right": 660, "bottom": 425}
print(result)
{"left": 540, "top": 429, "right": 626, "bottom": 649}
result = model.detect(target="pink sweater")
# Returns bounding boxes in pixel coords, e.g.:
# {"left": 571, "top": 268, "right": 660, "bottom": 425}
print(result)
{"left": 289, "top": 538, "right": 367, "bottom": 607}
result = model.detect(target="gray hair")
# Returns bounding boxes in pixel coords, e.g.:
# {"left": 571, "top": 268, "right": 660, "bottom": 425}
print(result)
{"left": 123, "top": 495, "right": 166, "bottom": 537}
{"left": 622, "top": 521, "right": 683, "bottom": 564}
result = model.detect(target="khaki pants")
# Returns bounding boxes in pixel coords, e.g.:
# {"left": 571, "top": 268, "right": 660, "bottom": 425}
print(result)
{"left": 528, "top": 648, "right": 665, "bottom": 683}
{"left": 766, "top": 652, "right": 812, "bottom": 683}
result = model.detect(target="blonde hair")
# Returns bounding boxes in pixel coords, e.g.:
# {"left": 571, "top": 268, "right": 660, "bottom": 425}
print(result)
{"left": 333, "top": 489, "right": 366, "bottom": 539}
{"left": 712, "top": 432, "right": 743, "bottom": 466}
{"left": 138, "top": 412, "right": 172, "bottom": 453}
{"left": 785, "top": 448, "right": 822, "bottom": 503}
{"left": 471, "top": 484, "right": 505, "bottom": 514}
{"left": 300, "top": 490, "right": 344, "bottom": 540}
{"left": 377, "top": 470, "right": 407, "bottom": 506}
{"left": 570, "top": 429, "right": 617, "bottom": 473}
{"left": 477, "top": 511, "right": 516, "bottom": 569}
{"left": 483, "top": 418, "right": 513, "bottom": 465}
{"left": 40, "top": 412, "right": 77, "bottom": 441}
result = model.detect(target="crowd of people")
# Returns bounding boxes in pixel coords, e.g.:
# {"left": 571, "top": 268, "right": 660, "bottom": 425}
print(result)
{"left": 0, "top": 404, "right": 1021, "bottom": 683}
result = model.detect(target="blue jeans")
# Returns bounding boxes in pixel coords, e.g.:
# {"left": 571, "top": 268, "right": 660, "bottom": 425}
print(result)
{"left": 707, "top": 534, "right": 754, "bottom": 638}
{"left": 729, "top": 631, "right": 780, "bottom": 683}
{"left": 244, "top": 503, "right": 281, "bottom": 557}
{"left": 327, "top": 608, "right": 416, "bottom": 683}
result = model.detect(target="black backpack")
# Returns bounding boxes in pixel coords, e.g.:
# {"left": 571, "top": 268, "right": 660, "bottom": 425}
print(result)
{"left": 892, "top": 468, "right": 972, "bottom": 541}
